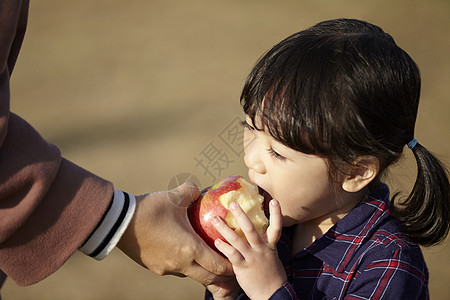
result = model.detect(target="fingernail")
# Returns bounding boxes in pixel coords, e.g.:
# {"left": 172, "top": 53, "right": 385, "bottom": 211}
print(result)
{"left": 212, "top": 216, "right": 220, "bottom": 226}
{"left": 229, "top": 202, "right": 238, "bottom": 210}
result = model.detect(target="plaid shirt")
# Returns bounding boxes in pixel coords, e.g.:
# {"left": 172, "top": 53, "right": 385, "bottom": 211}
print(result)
{"left": 206, "top": 183, "right": 429, "bottom": 299}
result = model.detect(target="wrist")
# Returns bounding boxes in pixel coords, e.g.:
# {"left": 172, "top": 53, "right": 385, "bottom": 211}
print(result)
{"left": 250, "top": 275, "right": 287, "bottom": 300}
{"left": 266, "top": 281, "right": 295, "bottom": 300}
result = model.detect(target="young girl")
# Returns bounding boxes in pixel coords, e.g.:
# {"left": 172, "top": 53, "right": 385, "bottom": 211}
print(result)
{"left": 205, "top": 18, "right": 449, "bottom": 299}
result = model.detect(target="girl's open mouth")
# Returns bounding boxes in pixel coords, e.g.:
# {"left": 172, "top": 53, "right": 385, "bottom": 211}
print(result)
{"left": 258, "top": 186, "right": 273, "bottom": 215}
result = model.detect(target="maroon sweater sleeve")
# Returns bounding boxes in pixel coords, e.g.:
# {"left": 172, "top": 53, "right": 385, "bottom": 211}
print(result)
{"left": 0, "top": 0, "right": 114, "bottom": 286}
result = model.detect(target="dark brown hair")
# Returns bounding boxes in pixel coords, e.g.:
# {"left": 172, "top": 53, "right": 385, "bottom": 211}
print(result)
{"left": 241, "top": 19, "right": 449, "bottom": 246}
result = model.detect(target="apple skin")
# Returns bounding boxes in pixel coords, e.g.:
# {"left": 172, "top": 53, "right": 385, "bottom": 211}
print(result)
{"left": 188, "top": 176, "right": 268, "bottom": 250}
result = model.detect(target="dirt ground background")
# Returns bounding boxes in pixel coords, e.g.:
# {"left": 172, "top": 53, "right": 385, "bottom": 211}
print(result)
{"left": 3, "top": 0, "right": 450, "bottom": 299}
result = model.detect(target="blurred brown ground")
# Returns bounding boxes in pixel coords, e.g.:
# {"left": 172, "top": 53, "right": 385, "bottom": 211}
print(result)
{"left": 3, "top": 0, "right": 450, "bottom": 299}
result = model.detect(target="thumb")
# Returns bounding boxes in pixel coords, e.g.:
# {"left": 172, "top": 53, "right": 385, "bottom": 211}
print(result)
{"left": 167, "top": 182, "right": 201, "bottom": 207}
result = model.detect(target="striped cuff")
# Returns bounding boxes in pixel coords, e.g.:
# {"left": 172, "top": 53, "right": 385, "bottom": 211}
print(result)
{"left": 79, "top": 190, "right": 136, "bottom": 260}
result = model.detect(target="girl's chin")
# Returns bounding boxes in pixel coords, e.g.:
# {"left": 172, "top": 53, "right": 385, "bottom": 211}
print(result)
{"left": 258, "top": 186, "right": 273, "bottom": 215}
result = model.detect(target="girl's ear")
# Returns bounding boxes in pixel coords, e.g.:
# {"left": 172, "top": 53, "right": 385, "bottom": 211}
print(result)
{"left": 341, "top": 156, "right": 380, "bottom": 193}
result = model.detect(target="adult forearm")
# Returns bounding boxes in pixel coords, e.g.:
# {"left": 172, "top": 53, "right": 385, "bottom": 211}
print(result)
{"left": 0, "top": 114, "right": 114, "bottom": 286}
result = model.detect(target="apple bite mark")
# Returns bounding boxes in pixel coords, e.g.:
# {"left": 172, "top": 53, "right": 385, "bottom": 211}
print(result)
{"left": 258, "top": 187, "right": 273, "bottom": 215}
{"left": 188, "top": 176, "right": 269, "bottom": 250}
{"left": 220, "top": 177, "right": 268, "bottom": 242}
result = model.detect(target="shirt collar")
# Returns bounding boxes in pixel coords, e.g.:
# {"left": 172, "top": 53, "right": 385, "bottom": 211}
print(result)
{"left": 300, "top": 183, "right": 392, "bottom": 271}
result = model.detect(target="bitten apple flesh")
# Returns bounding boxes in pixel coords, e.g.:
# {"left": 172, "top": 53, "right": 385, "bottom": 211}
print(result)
{"left": 188, "top": 176, "right": 269, "bottom": 249}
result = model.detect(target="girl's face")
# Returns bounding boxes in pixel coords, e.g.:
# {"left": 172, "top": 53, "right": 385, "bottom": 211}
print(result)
{"left": 243, "top": 116, "right": 359, "bottom": 228}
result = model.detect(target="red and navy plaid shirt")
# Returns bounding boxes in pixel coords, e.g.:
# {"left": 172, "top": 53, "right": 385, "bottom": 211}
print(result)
{"left": 206, "top": 183, "right": 429, "bottom": 299}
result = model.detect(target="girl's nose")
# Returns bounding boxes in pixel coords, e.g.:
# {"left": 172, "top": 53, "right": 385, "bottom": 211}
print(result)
{"left": 243, "top": 136, "right": 266, "bottom": 175}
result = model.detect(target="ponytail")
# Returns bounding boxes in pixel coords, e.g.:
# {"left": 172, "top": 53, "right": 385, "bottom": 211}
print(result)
{"left": 392, "top": 142, "right": 450, "bottom": 246}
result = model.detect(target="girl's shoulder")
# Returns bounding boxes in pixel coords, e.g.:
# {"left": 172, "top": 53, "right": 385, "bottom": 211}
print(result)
{"left": 345, "top": 194, "right": 428, "bottom": 277}
{"left": 359, "top": 215, "right": 428, "bottom": 277}
{"left": 370, "top": 213, "right": 415, "bottom": 249}
{"left": 346, "top": 218, "right": 429, "bottom": 299}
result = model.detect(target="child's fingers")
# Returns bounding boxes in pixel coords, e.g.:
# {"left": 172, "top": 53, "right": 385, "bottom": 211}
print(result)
{"left": 212, "top": 215, "right": 250, "bottom": 254}
{"left": 228, "top": 202, "right": 265, "bottom": 247}
{"left": 214, "top": 238, "right": 245, "bottom": 266}
{"left": 266, "top": 199, "right": 283, "bottom": 245}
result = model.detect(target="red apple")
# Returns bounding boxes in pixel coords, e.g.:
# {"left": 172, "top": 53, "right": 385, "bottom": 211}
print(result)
{"left": 188, "top": 175, "right": 269, "bottom": 250}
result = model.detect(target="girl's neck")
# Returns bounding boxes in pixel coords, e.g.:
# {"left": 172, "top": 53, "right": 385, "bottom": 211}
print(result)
{"left": 291, "top": 220, "right": 334, "bottom": 253}
{"left": 291, "top": 190, "right": 368, "bottom": 253}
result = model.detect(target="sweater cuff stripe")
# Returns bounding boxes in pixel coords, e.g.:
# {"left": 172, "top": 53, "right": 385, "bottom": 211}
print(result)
{"left": 79, "top": 190, "right": 136, "bottom": 260}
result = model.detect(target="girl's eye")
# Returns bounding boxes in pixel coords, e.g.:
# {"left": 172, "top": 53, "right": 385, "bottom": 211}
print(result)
{"left": 267, "top": 147, "right": 286, "bottom": 161}
{"left": 241, "top": 120, "right": 255, "bottom": 131}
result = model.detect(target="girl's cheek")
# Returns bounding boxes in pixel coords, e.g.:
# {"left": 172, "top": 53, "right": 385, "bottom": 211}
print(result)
{"left": 243, "top": 130, "right": 256, "bottom": 150}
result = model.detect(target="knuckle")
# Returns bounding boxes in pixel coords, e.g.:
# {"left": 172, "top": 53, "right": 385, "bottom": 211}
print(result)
{"left": 202, "top": 273, "right": 219, "bottom": 286}
{"left": 178, "top": 243, "right": 196, "bottom": 259}
{"left": 168, "top": 259, "right": 183, "bottom": 273}
{"left": 243, "top": 225, "right": 257, "bottom": 235}
{"left": 228, "top": 234, "right": 241, "bottom": 244}
{"left": 151, "top": 265, "right": 168, "bottom": 276}
{"left": 149, "top": 252, "right": 189, "bottom": 276}
{"left": 226, "top": 247, "right": 240, "bottom": 258}
{"left": 214, "top": 260, "right": 229, "bottom": 276}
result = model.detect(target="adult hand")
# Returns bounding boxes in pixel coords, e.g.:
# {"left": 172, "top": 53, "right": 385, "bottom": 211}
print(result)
{"left": 117, "top": 182, "right": 233, "bottom": 285}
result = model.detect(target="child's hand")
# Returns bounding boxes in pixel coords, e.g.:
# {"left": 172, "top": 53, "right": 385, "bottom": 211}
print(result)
{"left": 212, "top": 199, "right": 287, "bottom": 300}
